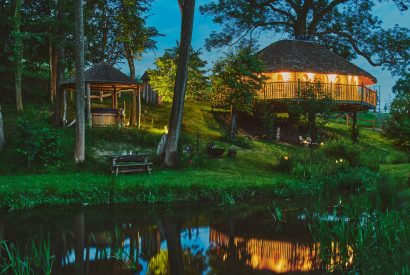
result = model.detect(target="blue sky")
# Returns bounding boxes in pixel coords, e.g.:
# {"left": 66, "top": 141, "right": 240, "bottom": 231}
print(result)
{"left": 118, "top": 0, "right": 410, "bottom": 109}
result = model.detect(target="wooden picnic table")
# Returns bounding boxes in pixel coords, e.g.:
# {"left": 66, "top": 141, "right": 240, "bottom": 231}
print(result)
{"left": 107, "top": 153, "right": 153, "bottom": 175}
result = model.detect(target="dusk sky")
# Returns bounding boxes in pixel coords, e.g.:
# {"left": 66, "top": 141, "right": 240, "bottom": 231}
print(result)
{"left": 118, "top": 0, "right": 410, "bottom": 109}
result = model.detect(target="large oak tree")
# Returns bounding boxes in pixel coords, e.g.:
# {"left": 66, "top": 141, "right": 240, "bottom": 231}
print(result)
{"left": 200, "top": 0, "right": 410, "bottom": 75}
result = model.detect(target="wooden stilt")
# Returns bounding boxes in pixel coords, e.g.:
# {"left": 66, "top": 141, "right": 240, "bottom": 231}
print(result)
{"left": 351, "top": 111, "right": 358, "bottom": 143}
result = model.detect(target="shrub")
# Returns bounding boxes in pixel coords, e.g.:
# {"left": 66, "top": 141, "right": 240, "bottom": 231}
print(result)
{"left": 322, "top": 139, "right": 361, "bottom": 166}
{"left": 16, "top": 108, "right": 63, "bottom": 168}
{"left": 230, "top": 135, "right": 254, "bottom": 148}
{"left": 332, "top": 167, "right": 378, "bottom": 192}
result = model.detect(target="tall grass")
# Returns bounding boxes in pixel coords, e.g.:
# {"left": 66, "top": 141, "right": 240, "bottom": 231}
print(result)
{"left": 0, "top": 238, "right": 55, "bottom": 275}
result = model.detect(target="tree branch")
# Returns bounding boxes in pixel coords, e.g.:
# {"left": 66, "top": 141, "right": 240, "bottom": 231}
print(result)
{"left": 308, "top": 0, "right": 349, "bottom": 34}
{"left": 316, "top": 30, "right": 384, "bottom": 66}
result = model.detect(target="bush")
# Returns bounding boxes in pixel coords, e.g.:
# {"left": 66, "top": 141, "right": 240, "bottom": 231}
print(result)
{"left": 229, "top": 135, "right": 254, "bottom": 148}
{"left": 333, "top": 167, "right": 378, "bottom": 192}
{"left": 16, "top": 108, "right": 63, "bottom": 168}
{"left": 322, "top": 139, "right": 361, "bottom": 166}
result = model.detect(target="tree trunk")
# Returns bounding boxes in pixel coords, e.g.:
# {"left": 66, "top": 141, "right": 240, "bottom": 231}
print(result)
{"left": 74, "top": 0, "right": 85, "bottom": 163}
{"left": 163, "top": 0, "right": 196, "bottom": 167}
{"left": 138, "top": 86, "right": 141, "bottom": 129}
{"left": 127, "top": 48, "right": 138, "bottom": 128}
{"left": 230, "top": 105, "right": 238, "bottom": 139}
{"left": 0, "top": 105, "right": 5, "bottom": 151}
{"left": 351, "top": 111, "right": 359, "bottom": 143}
{"left": 53, "top": 45, "right": 65, "bottom": 126}
{"left": 14, "top": 0, "right": 23, "bottom": 112}
{"left": 62, "top": 89, "right": 67, "bottom": 126}
{"left": 50, "top": 43, "right": 58, "bottom": 103}
{"left": 163, "top": 219, "right": 184, "bottom": 275}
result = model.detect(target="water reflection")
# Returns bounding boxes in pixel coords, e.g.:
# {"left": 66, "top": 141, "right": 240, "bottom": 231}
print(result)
{"left": 0, "top": 204, "right": 349, "bottom": 274}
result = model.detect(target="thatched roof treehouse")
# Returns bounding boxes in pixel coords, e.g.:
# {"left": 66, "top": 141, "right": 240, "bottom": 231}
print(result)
{"left": 257, "top": 40, "right": 377, "bottom": 112}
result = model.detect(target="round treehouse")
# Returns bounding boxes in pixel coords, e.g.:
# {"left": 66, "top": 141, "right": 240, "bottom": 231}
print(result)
{"left": 257, "top": 40, "right": 378, "bottom": 112}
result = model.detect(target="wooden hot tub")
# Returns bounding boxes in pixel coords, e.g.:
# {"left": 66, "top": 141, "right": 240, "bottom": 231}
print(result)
{"left": 91, "top": 108, "right": 118, "bottom": 127}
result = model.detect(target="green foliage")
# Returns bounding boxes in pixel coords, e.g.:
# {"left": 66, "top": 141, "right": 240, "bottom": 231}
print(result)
{"left": 16, "top": 108, "right": 63, "bottom": 168}
{"left": 200, "top": 0, "right": 410, "bottom": 75}
{"left": 383, "top": 72, "right": 410, "bottom": 152}
{"left": 258, "top": 102, "right": 278, "bottom": 140}
{"left": 210, "top": 44, "right": 267, "bottom": 113}
{"left": 1, "top": 238, "right": 55, "bottom": 275}
{"left": 332, "top": 167, "right": 378, "bottom": 191}
{"left": 147, "top": 46, "right": 209, "bottom": 102}
{"left": 228, "top": 135, "right": 254, "bottom": 149}
{"left": 322, "top": 139, "right": 361, "bottom": 166}
{"left": 288, "top": 83, "right": 336, "bottom": 140}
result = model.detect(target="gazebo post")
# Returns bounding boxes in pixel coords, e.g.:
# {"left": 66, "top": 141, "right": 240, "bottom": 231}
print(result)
{"left": 130, "top": 89, "right": 137, "bottom": 127}
{"left": 112, "top": 86, "right": 117, "bottom": 109}
{"left": 86, "top": 83, "right": 92, "bottom": 127}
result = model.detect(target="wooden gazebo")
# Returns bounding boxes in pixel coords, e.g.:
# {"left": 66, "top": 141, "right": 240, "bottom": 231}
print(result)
{"left": 257, "top": 39, "right": 378, "bottom": 112}
{"left": 62, "top": 62, "right": 142, "bottom": 127}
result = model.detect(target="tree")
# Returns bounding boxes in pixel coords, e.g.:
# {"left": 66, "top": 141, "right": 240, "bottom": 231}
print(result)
{"left": 383, "top": 72, "right": 410, "bottom": 152}
{"left": 147, "top": 46, "right": 208, "bottom": 102}
{"left": 74, "top": 0, "right": 85, "bottom": 163}
{"left": 13, "top": 0, "right": 23, "bottom": 112}
{"left": 84, "top": 0, "right": 159, "bottom": 128}
{"left": 200, "top": 0, "right": 410, "bottom": 75}
{"left": 288, "top": 83, "right": 336, "bottom": 141}
{"left": 163, "top": 0, "right": 196, "bottom": 167}
{"left": 211, "top": 45, "right": 266, "bottom": 138}
{"left": 114, "top": 0, "right": 159, "bottom": 127}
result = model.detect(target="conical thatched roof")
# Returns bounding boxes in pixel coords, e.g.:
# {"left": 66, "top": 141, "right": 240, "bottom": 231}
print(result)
{"left": 62, "top": 62, "right": 140, "bottom": 91}
{"left": 258, "top": 40, "right": 377, "bottom": 84}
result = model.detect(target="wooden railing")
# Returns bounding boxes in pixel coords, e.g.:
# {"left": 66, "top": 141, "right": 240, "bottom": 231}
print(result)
{"left": 258, "top": 81, "right": 377, "bottom": 108}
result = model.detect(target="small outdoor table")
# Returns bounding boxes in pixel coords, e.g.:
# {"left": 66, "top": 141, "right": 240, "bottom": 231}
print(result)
{"left": 107, "top": 153, "right": 153, "bottom": 175}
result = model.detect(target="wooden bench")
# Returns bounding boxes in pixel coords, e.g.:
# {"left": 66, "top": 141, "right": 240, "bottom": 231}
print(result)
{"left": 108, "top": 154, "right": 153, "bottom": 175}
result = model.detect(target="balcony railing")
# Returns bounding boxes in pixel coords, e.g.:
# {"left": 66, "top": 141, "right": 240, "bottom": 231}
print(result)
{"left": 258, "top": 81, "right": 377, "bottom": 108}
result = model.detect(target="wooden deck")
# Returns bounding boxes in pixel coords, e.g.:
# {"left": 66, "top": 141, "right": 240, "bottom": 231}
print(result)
{"left": 258, "top": 81, "right": 377, "bottom": 111}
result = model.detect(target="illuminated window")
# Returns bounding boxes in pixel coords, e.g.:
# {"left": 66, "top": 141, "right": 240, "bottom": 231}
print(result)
{"left": 327, "top": 74, "right": 337, "bottom": 83}
{"left": 280, "top": 72, "right": 292, "bottom": 82}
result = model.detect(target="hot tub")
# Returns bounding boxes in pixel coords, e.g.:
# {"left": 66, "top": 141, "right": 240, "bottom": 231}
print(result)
{"left": 91, "top": 108, "right": 118, "bottom": 127}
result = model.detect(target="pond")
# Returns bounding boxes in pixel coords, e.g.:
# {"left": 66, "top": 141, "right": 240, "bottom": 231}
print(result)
{"left": 0, "top": 201, "right": 351, "bottom": 274}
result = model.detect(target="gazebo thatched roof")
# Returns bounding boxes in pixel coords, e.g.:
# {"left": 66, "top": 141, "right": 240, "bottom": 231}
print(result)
{"left": 62, "top": 62, "right": 141, "bottom": 91}
{"left": 258, "top": 40, "right": 377, "bottom": 85}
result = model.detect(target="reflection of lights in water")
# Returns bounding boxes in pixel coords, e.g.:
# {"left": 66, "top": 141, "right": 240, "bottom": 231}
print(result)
{"left": 210, "top": 229, "right": 353, "bottom": 273}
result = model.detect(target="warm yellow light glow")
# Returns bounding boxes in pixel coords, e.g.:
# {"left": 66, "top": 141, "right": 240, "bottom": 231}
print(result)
{"left": 211, "top": 228, "right": 353, "bottom": 273}
{"left": 284, "top": 156, "right": 289, "bottom": 160}
{"left": 306, "top": 73, "right": 315, "bottom": 80}
{"left": 349, "top": 75, "right": 358, "bottom": 85}
{"left": 280, "top": 72, "right": 292, "bottom": 82}
{"left": 328, "top": 74, "right": 337, "bottom": 83}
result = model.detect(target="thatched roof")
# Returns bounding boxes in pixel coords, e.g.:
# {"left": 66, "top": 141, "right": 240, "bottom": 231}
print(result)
{"left": 62, "top": 62, "right": 141, "bottom": 91}
{"left": 258, "top": 40, "right": 377, "bottom": 84}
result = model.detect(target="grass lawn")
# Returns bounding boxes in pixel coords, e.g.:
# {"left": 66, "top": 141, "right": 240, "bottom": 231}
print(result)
{"left": 0, "top": 101, "right": 408, "bottom": 210}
